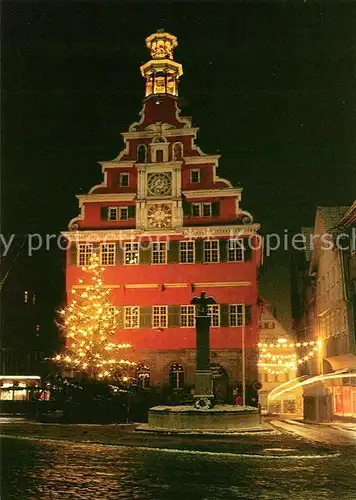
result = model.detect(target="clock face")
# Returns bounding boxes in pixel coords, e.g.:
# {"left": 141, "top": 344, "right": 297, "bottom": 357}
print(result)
{"left": 148, "top": 204, "right": 172, "bottom": 228}
{"left": 147, "top": 172, "right": 172, "bottom": 197}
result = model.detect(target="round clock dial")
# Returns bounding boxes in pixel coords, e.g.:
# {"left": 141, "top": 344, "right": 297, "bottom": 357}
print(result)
{"left": 147, "top": 172, "right": 172, "bottom": 196}
{"left": 148, "top": 204, "right": 172, "bottom": 228}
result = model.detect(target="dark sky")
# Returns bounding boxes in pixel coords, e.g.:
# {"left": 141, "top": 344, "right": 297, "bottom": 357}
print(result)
{"left": 2, "top": 1, "right": 356, "bottom": 327}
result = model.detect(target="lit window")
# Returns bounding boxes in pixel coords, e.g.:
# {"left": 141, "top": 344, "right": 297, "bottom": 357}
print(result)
{"left": 208, "top": 304, "right": 220, "bottom": 327}
{"left": 170, "top": 363, "right": 184, "bottom": 389}
{"left": 137, "top": 364, "right": 150, "bottom": 389}
{"left": 229, "top": 304, "right": 245, "bottom": 327}
{"left": 228, "top": 239, "right": 244, "bottom": 262}
{"left": 108, "top": 207, "right": 118, "bottom": 221}
{"left": 36, "top": 324, "right": 40, "bottom": 334}
{"left": 32, "top": 294, "right": 36, "bottom": 305}
{"left": 180, "top": 305, "right": 195, "bottom": 327}
{"left": 125, "top": 242, "right": 139, "bottom": 265}
{"left": 119, "top": 207, "right": 128, "bottom": 221}
{"left": 78, "top": 244, "right": 93, "bottom": 266}
{"left": 124, "top": 306, "right": 139, "bottom": 328}
{"left": 204, "top": 240, "right": 219, "bottom": 263}
{"left": 192, "top": 203, "right": 201, "bottom": 217}
{"left": 203, "top": 203, "right": 212, "bottom": 217}
{"left": 24, "top": 291, "right": 28, "bottom": 304}
{"left": 120, "top": 173, "right": 129, "bottom": 187}
{"left": 190, "top": 169, "right": 200, "bottom": 183}
{"left": 180, "top": 241, "right": 195, "bottom": 263}
{"left": 152, "top": 242, "right": 167, "bottom": 264}
{"left": 100, "top": 243, "right": 116, "bottom": 266}
{"left": 152, "top": 306, "right": 167, "bottom": 328}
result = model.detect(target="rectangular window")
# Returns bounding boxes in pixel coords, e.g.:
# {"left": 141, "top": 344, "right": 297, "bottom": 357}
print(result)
{"left": 190, "top": 169, "right": 200, "bottom": 183}
{"left": 119, "top": 207, "right": 128, "bottom": 220}
{"left": 152, "top": 242, "right": 167, "bottom": 264}
{"left": 192, "top": 203, "right": 201, "bottom": 217}
{"left": 108, "top": 207, "right": 118, "bottom": 221}
{"left": 100, "top": 243, "right": 116, "bottom": 266}
{"left": 120, "top": 173, "right": 129, "bottom": 187}
{"left": 204, "top": 240, "right": 219, "bottom": 262}
{"left": 152, "top": 306, "right": 167, "bottom": 328}
{"left": 203, "top": 203, "right": 212, "bottom": 217}
{"left": 124, "top": 306, "right": 139, "bottom": 328}
{"left": 229, "top": 304, "right": 245, "bottom": 326}
{"left": 180, "top": 305, "right": 195, "bottom": 327}
{"left": 228, "top": 239, "right": 244, "bottom": 262}
{"left": 78, "top": 244, "right": 93, "bottom": 266}
{"left": 208, "top": 304, "right": 220, "bottom": 327}
{"left": 180, "top": 241, "right": 195, "bottom": 263}
{"left": 124, "top": 242, "right": 139, "bottom": 265}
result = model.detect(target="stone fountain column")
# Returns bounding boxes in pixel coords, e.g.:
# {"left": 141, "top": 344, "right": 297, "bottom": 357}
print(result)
{"left": 191, "top": 292, "right": 216, "bottom": 409}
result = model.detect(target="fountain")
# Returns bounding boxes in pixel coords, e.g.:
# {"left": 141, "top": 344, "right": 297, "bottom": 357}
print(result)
{"left": 138, "top": 292, "right": 264, "bottom": 434}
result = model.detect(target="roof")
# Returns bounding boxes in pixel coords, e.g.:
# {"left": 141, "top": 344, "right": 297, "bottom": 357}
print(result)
{"left": 316, "top": 206, "right": 349, "bottom": 232}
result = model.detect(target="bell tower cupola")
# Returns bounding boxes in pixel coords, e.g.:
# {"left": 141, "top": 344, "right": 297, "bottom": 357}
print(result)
{"left": 140, "top": 29, "right": 183, "bottom": 98}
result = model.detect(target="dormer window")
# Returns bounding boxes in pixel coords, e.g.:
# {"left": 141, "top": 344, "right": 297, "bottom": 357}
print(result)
{"left": 137, "top": 145, "right": 147, "bottom": 163}
{"left": 190, "top": 169, "right": 200, "bottom": 183}
{"left": 173, "top": 142, "right": 183, "bottom": 161}
{"left": 120, "top": 173, "right": 129, "bottom": 187}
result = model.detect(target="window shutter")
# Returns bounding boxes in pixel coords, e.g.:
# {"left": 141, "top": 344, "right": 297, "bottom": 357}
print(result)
{"left": 183, "top": 201, "right": 192, "bottom": 217}
{"left": 116, "top": 307, "right": 124, "bottom": 329}
{"left": 195, "top": 239, "right": 204, "bottom": 263}
{"left": 168, "top": 240, "right": 180, "bottom": 263}
{"left": 116, "top": 244, "right": 123, "bottom": 265}
{"left": 244, "top": 238, "right": 252, "bottom": 261}
{"left": 219, "top": 239, "right": 227, "bottom": 262}
{"left": 212, "top": 202, "right": 220, "bottom": 216}
{"left": 128, "top": 205, "right": 136, "bottom": 219}
{"left": 140, "top": 247, "right": 151, "bottom": 265}
{"left": 140, "top": 306, "right": 152, "bottom": 328}
{"left": 70, "top": 243, "right": 77, "bottom": 266}
{"left": 101, "top": 207, "right": 109, "bottom": 220}
{"left": 168, "top": 305, "right": 180, "bottom": 327}
{"left": 245, "top": 304, "right": 252, "bottom": 325}
{"left": 220, "top": 304, "right": 229, "bottom": 327}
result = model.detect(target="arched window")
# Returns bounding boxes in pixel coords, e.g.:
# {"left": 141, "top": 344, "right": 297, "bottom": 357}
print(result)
{"left": 136, "top": 364, "right": 150, "bottom": 390}
{"left": 173, "top": 142, "right": 183, "bottom": 161}
{"left": 156, "top": 149, "right": 164, "bottom": 163}
{"left": 169, "top": 363, "right": 184, "bottom": 389}
{"left": 137, "top": 145, "right": 147, "bottom": 163}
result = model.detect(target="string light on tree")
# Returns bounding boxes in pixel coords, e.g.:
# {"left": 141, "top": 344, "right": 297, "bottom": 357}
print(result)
{"left": 53, "top": 252, "right": 135, "bottom": 380}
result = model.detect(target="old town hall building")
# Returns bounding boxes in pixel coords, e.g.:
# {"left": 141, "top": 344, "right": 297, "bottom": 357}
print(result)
{"left": 63, "top": 30, "right": 262, "bottom": 402}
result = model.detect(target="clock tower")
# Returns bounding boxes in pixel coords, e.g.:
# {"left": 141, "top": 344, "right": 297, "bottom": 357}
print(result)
{"left": 63, "top": 30, "right": 262, "bottom": 404}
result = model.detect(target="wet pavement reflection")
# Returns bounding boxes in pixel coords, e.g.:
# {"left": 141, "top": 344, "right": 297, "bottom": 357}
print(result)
{"left": 1, "top": 435, "right": 356, "bottom": 499}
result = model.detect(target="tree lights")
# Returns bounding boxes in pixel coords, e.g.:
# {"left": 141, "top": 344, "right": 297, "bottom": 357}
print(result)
{"left": 53, "top": 252, "right": 135, "bottom": 380}
{"left": 257, "top": 340, "right": 322, "bottom": 375}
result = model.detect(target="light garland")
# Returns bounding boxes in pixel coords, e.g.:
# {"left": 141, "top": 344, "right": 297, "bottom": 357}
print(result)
{"left": 53, "top": 252, "right": 135, "bottom": 380}
{"left": 257, "top": 340, "right": 322, "bottom": 375}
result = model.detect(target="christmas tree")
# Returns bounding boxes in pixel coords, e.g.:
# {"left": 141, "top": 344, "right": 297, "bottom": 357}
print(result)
{"left": 53, "top": 251, "right": 135, "bottom": 380}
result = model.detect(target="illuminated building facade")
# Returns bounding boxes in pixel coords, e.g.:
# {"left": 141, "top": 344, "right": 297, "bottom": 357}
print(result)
{"left": 63, "top": 30, "right": 262, "bottom": 402}
{"left": 292, "top": 204, "right": 356, "bottom": 420}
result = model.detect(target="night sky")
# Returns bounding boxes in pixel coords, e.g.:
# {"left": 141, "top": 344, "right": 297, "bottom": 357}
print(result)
{"left": 2, "top": 1, "right": 356, "bottom": 328}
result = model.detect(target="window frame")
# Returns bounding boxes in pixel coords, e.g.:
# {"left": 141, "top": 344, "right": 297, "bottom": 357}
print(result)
{"left": 229, "top": 304, "right": 245, "bottom": 327}
{"left": 100, "top": 243, "right": 116, "bottom": 266}
{"left": 152, "top": 242, "right": 167, "bottom": 265}
{"left": 180, "top": 240, "right": 195, "bottom": 264}
{"left": 119, "top": 173, "right": 130, "bottom": 187}
{"left": 190, "top": 169, "right": 200, "bottom": 184}
{"left": 108, "top": 207, "right": 118, "bottom": 221}
{"left": 152, "top": 305, "right": 168, "bottom": 329}
{"left": 202, "top": 202, "right": 212, "bottom": 217}
{"left": 119, "top": 207, "right": 129, "bottom": 221}
{"left": 208, "top": 304, "right": 220, "bottom": 327}
{"left": 78, "top": 243, "right": 93, "bottom": 267}
{"left": 124, "top": 306, "right": 140, "bottom": 329}
{"left": 124, "top": 242, "right": 139, "bottom": 265}
{"left": 191, "top": 203, "right": 201, "bottom": 217}
{"left": 204, "top": 240, "right": 220, "bottom": 263}
{"left": 228, "top": 238, "right": 244, "bottom": 262}
{"left": 180, "top": 305, "right": 195, "bottom": 328}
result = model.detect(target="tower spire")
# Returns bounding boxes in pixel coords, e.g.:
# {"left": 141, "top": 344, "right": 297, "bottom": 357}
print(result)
{"left": 140, "top": 30, "right": 183, "bottom": 98}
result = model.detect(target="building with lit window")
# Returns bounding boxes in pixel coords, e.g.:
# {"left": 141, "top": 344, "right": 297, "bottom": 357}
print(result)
{"left": 63, "top": 30, "right": 262, "bottom": 402}
{"left": 292, "top": 204, "right": 356, "bottom": 420}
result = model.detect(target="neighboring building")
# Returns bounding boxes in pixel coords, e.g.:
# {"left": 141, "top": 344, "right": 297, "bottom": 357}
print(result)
{"left": 62, "top": 30, "right": 262, "bottom": 403}
{"left": 292, "top": 205, "right": 356, "bottom": 421}
{"left": 258, "top": 300, "right": 302, "bottom": 416}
